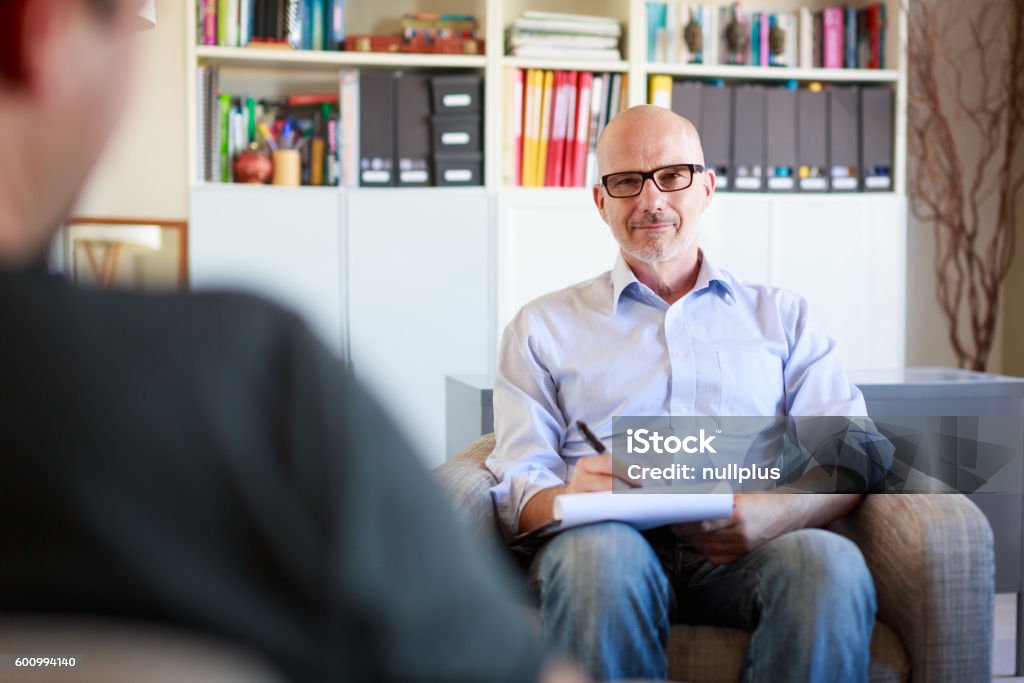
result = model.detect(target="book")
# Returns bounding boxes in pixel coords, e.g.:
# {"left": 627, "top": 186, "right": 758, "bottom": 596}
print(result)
{"left": 536, "top": 70, "right": 555, "bottom": 186}
{"left": 823, "top": 7, "right": 844, "bottom": 69}
{"left": 508, "top": 45, "right": 622, "bottom": 61}
{"left": 570, "top": 72, "right": 592, "bottom": 187}
{"left": 584, "top": 73, "right": 605, "bottom": 187}
{"left": 647, "top": 0, "right": 667, "bottom": 62}
{"left": 327, "top": 0, "right": 345, "bottom": 50}
{"left": 506, "top": 69, "right": 523, "bottom": 187}
{"left": 218, "top": 92, "right": 231, "bottom": 182}
{"left": 515, "top": 11, "right": 623, "bottom": 38}
{"left": 649, "top": 74, "right": 672, "bottom": 108}
{"left": 845, "top": 7, "right": 857, "bottom": 68}
{"left": 239, "top": 0, "right": 252, "bottom": 46}
{"left": 562, "top": 72, "right": 579, "bottom": 187}
{"left": 547, "top": 71, "right": 570, "bottom": 187}
{"left": 798, "top": 7, "right": 814, "bottom": 68}
{"left": 508, "top": 33, "right": 619, "bottom": 50}
{"left": 200, "top": 0, "right": 218, "bottom": 45}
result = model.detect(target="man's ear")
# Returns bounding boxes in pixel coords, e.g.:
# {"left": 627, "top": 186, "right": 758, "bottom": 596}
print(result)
{"left": 702, "top": 168, "right": 716, "bottom": 211}
{"left": 593, "top": 183, "right": 608, "bottom": 224}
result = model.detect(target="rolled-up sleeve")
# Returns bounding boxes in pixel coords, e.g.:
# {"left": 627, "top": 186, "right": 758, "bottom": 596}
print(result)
{"left": 486, "top": 310, "right": 568, "bottom": 538}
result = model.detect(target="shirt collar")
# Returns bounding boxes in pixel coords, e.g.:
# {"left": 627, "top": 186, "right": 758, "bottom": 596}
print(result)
{"left": 609, "top": 248, "right": 734, "bottom": 315}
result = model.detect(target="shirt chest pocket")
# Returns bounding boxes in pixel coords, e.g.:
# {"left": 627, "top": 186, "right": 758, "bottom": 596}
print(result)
{"left": 717, "top": 350, "right": 785, "bottom": 416}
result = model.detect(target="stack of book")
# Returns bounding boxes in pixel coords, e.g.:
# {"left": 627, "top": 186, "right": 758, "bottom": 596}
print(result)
{"left": 505, "top": 69, "right": 628, "bottom": 187}
{"left": 506, "top": 11, "right": 623, "bottom": 62}
{"left": 646, "top": 2, "right": 886, "bottom": 69}
{"left": 197, "top": 0, "right": 345, "bottom": 51}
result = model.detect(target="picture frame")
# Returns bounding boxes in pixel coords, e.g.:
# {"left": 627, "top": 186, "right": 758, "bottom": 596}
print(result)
{"left": 62, "top": 217, "right": 188, "bottom": 291}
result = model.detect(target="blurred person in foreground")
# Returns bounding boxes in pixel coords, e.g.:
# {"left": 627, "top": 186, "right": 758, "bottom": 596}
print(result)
{"left": 0, "top": 1, "right": 581, "bottom": 681}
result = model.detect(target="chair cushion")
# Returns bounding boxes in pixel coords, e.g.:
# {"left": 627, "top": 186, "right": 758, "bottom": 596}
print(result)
{"left": 665, "top": 620, "right": 909, "bottom": 683}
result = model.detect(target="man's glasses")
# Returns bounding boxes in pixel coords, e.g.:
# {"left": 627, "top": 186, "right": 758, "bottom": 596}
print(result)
{"left": 601, "top": 163, "right": 705, "bottom": 198}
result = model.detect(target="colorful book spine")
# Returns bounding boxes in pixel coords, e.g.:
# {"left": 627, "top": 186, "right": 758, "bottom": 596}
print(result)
{"left": 239, "top": 0, "right": 252, "bottom": 46}
{"left": 759, "top": 12, "right": 770, "bottom": 66}
{"left": 844, "top": 7, "right": 857, "bottom": 68}
{"left": 311, "top": 0, "right": 325, "bottom": 50}
{"left": 535, "top": 70, "right": 554, "bottom": 187}
{"left": 572, "top": 72, "right": 593, "bottom": 187}
{"left": 584, "top": 73, "right": 604, "bottom": 186}
{"left": 218, "top": 92, "right": 231, "bottom": 182}
{"left": 523, "top": 69, "right": 541, "bottom": 186}
{"left": 513, "top": 69, "right": 524, "bottom": 186}
{"left": 327, "top": 0, "right": 345, "bottom": 50}
{"left": 200, "top": 0, "right": 218, "bottom": 45}
{"left": 562, "top": 72, "right": 578, "bottom": 187}
{"left": 823, "top": 7, "right": 844, "bottom": 69}
{"left": 648, "top": 74, "right": 672, "bottom": 108}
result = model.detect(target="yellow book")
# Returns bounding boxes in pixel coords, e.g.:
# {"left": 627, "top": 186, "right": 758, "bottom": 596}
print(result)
{"left": 648, "top": 74, "right": 672, "bottom": 109}
{"left": 620, "top": 74, "right": 630, "bottom": 112}
{"left": 523, "top": 69, "right": 540, "bottom": 186}
{"left": 536, "top": 70, "right": 555, "bottom": 187}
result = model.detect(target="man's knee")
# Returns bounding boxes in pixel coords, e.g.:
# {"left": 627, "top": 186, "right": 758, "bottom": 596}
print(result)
{"left": 759, "top": 528, "right": 875, "bottom": 613}
{"left": 532, "top": 522, "right": 669, "bottom": 604}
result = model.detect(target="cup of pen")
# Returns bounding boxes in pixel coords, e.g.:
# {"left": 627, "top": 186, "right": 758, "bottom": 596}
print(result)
{"left": 271, "top": 149, "right": 300, "bottom": 186}
{"left": 260, "top": 121, "right": 302, "bottom": 187}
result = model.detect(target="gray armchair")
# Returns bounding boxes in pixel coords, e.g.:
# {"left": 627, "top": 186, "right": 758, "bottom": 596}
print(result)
{"left": 435, "top": 434, "right": 995, "bottom": 683}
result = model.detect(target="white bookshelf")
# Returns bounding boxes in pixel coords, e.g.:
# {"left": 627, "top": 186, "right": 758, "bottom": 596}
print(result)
{"left": 186, "top": 0, "right": 907, "bottom": 192}
{"left": 183, "top": 0, "right": 910, "bottom": 465}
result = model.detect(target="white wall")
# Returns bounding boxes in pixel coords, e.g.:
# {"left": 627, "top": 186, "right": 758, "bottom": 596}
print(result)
{"left": 75, "top": 0, "right": 188, "bottom": 221}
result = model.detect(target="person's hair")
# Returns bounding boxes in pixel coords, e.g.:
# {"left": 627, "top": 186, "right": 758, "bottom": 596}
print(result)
{"left": 0, "top": 0, "right": 117, "bottom": 83}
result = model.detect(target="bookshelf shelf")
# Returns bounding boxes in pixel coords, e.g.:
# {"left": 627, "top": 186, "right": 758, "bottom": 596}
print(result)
{"left": 196, "top": 46, "right": 487, "bottom": 71}
{"left": 501, "top": 56, "right": 629, "bottom": 73}
{"left": 644, "top": 63, "right": 900, "bottom": 83}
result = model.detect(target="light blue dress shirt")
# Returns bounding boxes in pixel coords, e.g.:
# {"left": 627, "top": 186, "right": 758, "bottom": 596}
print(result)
{"left": 486, "top": 250, "right": 873, "bottom": 536}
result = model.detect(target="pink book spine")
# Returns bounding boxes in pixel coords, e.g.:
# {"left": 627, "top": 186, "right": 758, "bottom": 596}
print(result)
{"left": 760, "top": 13, "right": 770, "bottom": 67}
{"left": 823, "top": 8, "right": 844, "bottom": 69}
{"left": 201, "top": 0, "right": 218, "bottom": 46}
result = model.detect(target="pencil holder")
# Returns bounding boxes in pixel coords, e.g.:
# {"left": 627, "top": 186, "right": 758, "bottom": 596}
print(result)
{"left": 271, "top": 150, "right": 301, "bottom": 186}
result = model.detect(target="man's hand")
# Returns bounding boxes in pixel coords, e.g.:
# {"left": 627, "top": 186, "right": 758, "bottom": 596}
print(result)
{"left": 673, "top": 492, "right": 863, "bottom": 564}
{"left": 519, "top": 455, "right": 623, "bottom": 534}
{"left": 566, "top": 454, "right": 617, "bottom": 494}
{"left": 673, "top": 493, "right": 802, "bottom": 564}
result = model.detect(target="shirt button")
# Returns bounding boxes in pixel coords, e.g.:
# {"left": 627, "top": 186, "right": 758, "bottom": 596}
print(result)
{"left": 677, "top": 405, "right": 688, "bottom": 413}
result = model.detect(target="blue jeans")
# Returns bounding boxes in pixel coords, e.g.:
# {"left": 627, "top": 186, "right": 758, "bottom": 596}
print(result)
{"left": 527, "top": 522, "right": 876, "bottom": 682}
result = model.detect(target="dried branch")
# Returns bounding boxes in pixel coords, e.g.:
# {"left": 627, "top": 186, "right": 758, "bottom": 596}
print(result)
{"left": 906, "top": 0, "right": 1023, "bottom": 370}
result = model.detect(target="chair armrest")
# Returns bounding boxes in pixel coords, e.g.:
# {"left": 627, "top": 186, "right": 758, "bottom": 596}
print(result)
{"left": 829, "top": 494, "right": 994, "bottom": 683}
{"left": 433, "top": 434, "right": 501, "bottom": 539}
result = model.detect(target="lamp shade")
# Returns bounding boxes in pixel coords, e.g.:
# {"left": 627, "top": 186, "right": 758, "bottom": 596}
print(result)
{"left": 135, "top": 0, "right": 156, "bottom": 30}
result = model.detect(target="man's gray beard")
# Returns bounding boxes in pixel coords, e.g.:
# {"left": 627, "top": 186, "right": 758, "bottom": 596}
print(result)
{"left": 624, "top": 230, "right": 694, "bottom": 264}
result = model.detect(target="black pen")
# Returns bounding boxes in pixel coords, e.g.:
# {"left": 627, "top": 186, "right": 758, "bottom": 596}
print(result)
{"left": 576, "top": 420, "right": 607, "bottom": 454}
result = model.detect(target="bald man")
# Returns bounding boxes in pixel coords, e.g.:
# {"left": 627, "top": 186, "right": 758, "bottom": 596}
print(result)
{"left": 486, "top": 106, "right": 877, "bottom": 681}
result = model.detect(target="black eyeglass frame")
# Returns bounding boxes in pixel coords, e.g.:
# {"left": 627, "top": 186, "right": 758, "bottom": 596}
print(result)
{"left": 600, "top": 163, "right": 706, "bottom": 198}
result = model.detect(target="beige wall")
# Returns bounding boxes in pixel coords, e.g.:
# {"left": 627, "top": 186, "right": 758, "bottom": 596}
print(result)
{"left": 75, "top": 0, "right": 188, "bottom": 221}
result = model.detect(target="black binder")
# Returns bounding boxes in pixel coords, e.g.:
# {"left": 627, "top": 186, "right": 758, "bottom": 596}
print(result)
{"left": 796, "top": 89, "right": 829, "bottom": 192}
{"left": 732, "top": 85, "right": 765, "bottom": 192}
{"left": 765, "top": 87, "right": 798, "bottom": 192}
{"left": 860, "top": 87, "right": 894, "bottom": 192}
{"left": 828, "top": 86, "right": 860, "bottom": 192}
{"left": 701, "top": 83, "right": 733, "bottom": 192}
{"left": 359, "top": 73, "right": 395, "bottom": 187}
{"left": 394, "top": 72, "right": 432, "bottom": 187}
